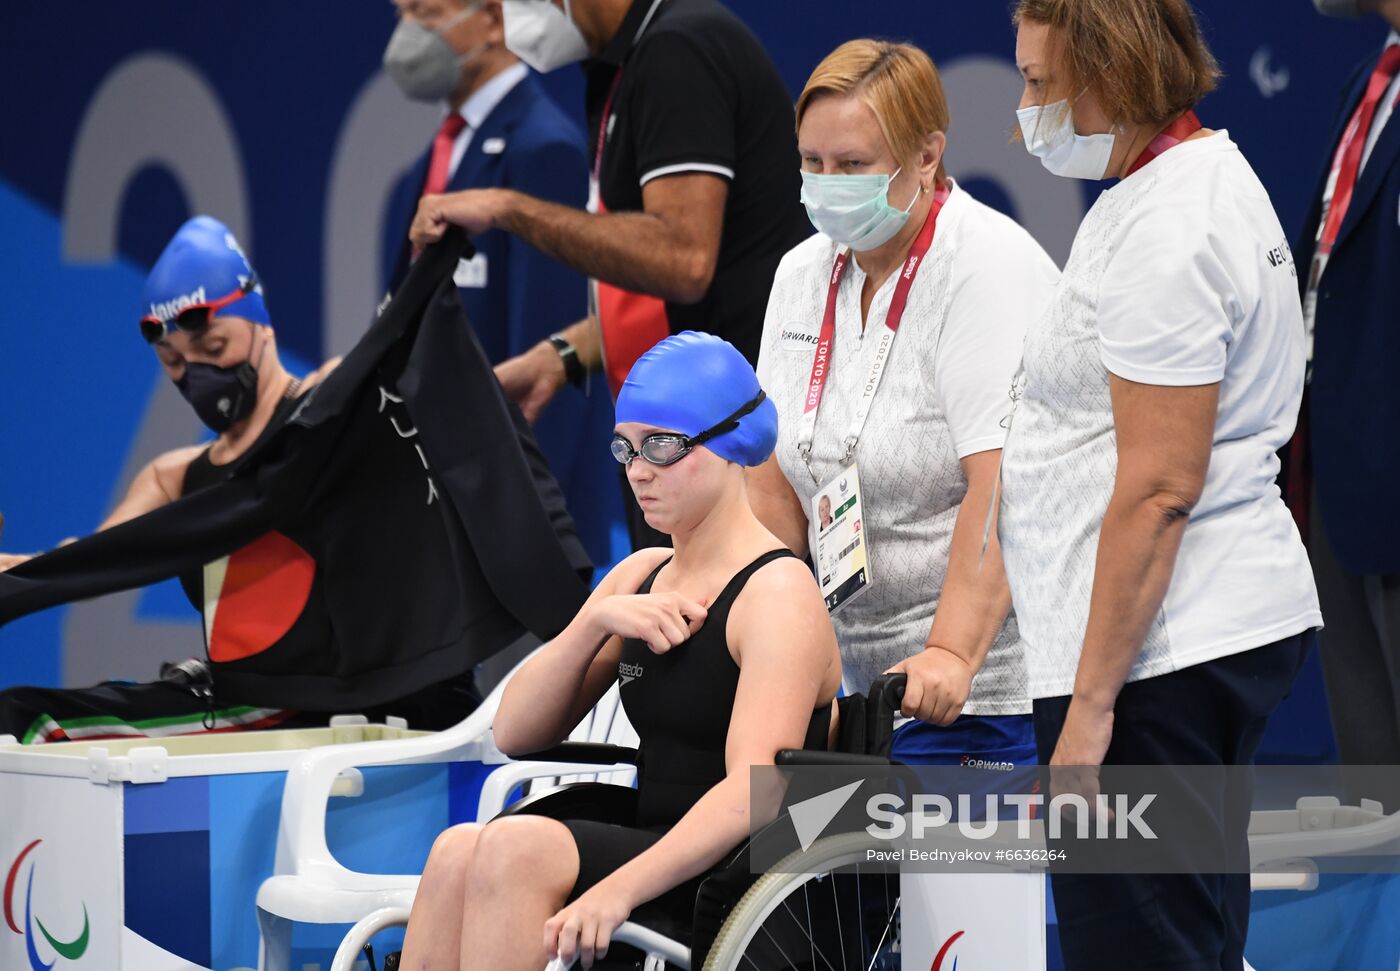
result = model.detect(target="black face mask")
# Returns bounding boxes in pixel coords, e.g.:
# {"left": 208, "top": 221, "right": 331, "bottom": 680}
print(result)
{"left": 176, "top": 360, "right": 258, "bottom": 432}
{"left": 175, "top": 323, "right": 265, "bottom": 432}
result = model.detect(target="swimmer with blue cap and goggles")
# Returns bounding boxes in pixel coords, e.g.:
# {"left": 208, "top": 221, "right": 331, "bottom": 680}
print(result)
{"left": 138, "top": 215, "right": 339, "bottom": 440}
{"left": 611, "top": 330, "right": 779, "bottom": 536}
{"left": 0, "top": 216, "right": 338, "bottom": 575}
{"left": 134, "top": 214, "right": 340, "bottom": 499}
{"left": 398, "top": 331, "right": 842, "bottom": 971}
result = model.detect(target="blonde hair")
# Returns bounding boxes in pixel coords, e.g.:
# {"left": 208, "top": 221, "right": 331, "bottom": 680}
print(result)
{"left": 796, "top": 39, "right": 950, "bottom": 183}
{"left": 1013, "top": 0, "right": 1220, "bottom": 128}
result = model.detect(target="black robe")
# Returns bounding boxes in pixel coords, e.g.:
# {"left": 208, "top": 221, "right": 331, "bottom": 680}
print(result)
{"left": 0, "top": 232, "right": 592, "bottom": 709}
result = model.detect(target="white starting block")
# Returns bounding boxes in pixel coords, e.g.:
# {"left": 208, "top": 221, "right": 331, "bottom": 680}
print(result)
{"left": 0, "top": 718, "right": 486, "bottom": 971}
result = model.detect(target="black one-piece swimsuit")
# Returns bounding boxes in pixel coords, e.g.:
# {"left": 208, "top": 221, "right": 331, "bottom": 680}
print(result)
{"left": 561, "top": 549, "right": 832, "bottom": 939}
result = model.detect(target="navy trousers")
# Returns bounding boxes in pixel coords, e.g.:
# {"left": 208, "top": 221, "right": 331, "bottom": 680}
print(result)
{"left": 1033, "top": 631, "right": 1314, "bottom": 971}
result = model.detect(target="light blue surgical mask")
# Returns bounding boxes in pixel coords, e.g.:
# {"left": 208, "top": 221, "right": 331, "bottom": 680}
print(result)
{"left": 800, "top": 167, "right": 919, "bottom": 251}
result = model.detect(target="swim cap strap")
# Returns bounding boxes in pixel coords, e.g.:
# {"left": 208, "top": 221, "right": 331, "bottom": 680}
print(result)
{"left": 689, "top": 390, "right": 767, "bottom": 449}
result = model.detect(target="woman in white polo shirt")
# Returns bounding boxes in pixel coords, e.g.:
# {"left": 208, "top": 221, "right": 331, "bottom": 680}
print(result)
{"left": 749, "top": 39, "right": 1059, "bottom": 769}
{"left": 999, "top": 1, "right": 1323, "bottom": 968}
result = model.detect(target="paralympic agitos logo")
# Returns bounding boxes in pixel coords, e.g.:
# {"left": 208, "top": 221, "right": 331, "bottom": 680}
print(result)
{"left": 4, "top": 840, "right": 90, "bottom": 970}
{"left": 931, "top": 929, "right": 965, "bottom": 971}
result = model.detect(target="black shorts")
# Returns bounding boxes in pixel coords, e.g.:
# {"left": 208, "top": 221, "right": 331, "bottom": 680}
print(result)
{"left": 563, "top": 819, "right": 713, "bottom": 944}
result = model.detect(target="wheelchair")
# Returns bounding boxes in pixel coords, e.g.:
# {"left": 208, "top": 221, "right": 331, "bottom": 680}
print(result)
{"left": 349, "top": 673, "right": 911, "bottom": 971}
{"left": 330, "top": 664, "right": 1400, "bottom": 971}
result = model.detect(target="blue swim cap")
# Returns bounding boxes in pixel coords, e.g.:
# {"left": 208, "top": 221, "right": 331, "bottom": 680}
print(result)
{"left": 616, "top": 331, "right": 778, "bottom": 467}
{"left": 141, "top": 216, "right": 268, "bottom": 329}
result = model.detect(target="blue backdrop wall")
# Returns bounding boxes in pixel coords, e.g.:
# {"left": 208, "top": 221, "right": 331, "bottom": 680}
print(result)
{"left": 0, "top": 2, "right": 1383, "bottom": 758}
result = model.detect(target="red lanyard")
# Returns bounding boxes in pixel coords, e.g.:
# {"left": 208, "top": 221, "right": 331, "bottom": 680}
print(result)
{"left": 1124, "top": 109, "right": 1203, "bottom": 179}
{"left": 594, "top": 70, "right": 623, "bottom": 180}
{"left": 802, "top": 184, "right": 949, "bottom": 419}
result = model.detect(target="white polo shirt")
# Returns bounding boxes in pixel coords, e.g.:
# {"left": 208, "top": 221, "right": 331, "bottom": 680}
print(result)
{"left": 999, "top": 133, "right": 1323, "bottom": 701}
{"left": 757, "top": 181, "right": 1060, "bottom": 712}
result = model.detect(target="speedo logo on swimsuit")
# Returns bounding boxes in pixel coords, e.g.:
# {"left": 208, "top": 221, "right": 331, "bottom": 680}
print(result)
{"left": 960, "top": 754, "right": 1015, "bottom": 772}
{"left": 148, "top": 286, "right": 207, "bottom": 323}
{"left": 617, "top": 661, "right": 644, "bottom": 686}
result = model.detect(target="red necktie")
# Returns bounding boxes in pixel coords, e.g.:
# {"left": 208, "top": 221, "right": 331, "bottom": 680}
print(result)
{"left": 1287, "top": 44, "right": 1400, "bottom": 540}
{"left": 1318, "top": 44, "right": 1400, "bottom": 256}
{"left": 422, "top": 112, "right": 468, "bottom": 199}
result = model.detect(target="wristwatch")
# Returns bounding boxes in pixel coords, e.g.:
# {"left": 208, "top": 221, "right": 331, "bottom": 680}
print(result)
{"left": 548, "top": 333, "right": 586, "bottom": 388}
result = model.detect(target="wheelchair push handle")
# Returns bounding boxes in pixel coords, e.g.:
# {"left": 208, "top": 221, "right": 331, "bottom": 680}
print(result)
{"left": 868, "top": 672, "right": 906, "bottom": 717}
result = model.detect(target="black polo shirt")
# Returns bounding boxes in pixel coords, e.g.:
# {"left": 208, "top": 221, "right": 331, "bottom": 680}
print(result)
{"left": 583, "top": 0, "right": 810, "bottom": 370}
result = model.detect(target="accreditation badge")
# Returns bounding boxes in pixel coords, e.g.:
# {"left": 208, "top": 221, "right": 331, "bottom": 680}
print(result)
{"left": 811, "top": 462, "right": 871, "bottom": 614}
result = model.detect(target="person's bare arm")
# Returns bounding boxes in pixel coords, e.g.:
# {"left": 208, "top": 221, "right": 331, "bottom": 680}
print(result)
{"left": 1051, "top": 376, "right": 1218, "bottom": 771}
{"left": 0, "top": 513, "right": 26, "bottom": 572}
{"left": 305, "top": 356, "right": 343, "bottom": 387}
{"left": 494, "top": 316, "right": 603, "bottom": 424}
{"left": 476, "top": 174, "right": 727, "bottom": 421}
{"left": 97, "top": 445, "right": 206, "bottom": 531}
{"left": 889, "top": 448, "right": 1013, "bottom": 725}
{"left": 493, "top": 547, "right": 701, "bottom": 756}
{"left": 746, "top": 456, "right": 811, "bottom": 558}
{"left": 5, "top": 368, "right": 339, "bottom": 566}
{"left": 1, "top": 444, "right": 203, "bottom": 571}
{"left": 0, "top": 552, "right": 35, "bottom": 572}
{"left": 411, "top": 173, "right": 728, "bottom": 305}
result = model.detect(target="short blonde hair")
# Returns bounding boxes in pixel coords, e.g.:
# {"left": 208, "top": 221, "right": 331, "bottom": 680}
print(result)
{"left": 1013, "top": 0, "right": 1220, "bottom": 128}
{"left": 796, "top": 39, "right": 950, "bottom": 183}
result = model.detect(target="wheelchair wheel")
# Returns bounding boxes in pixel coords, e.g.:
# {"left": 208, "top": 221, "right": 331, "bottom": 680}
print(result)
{"left": 702, "top": 832, "right": 900, "bottom": 971}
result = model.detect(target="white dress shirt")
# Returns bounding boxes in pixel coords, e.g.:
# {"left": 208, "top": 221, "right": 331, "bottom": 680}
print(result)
{"left": 446, "top": 61, "right": 529, "bottom": 180}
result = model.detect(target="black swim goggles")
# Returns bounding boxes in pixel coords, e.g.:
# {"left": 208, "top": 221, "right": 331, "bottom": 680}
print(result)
{"left": 140, "top": 274, "right": 259, "bottom": 344}
{"left": 611, "top": 391, "right": 767, "bottom": 467}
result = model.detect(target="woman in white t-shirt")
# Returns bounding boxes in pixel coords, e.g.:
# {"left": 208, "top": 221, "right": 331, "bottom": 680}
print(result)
{"left": 1000, "top": 1, "right": 1322, "bottom": 968}
{"left": 748, "top": 39, "right": 1059, "bottom": 769}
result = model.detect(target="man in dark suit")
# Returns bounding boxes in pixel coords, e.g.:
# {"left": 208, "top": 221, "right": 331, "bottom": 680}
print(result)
{"left": 1293, "top": 0, "right": 1400, "bottom": 808}
{"left": 382, "top": 0, "right": 618, "bottom": 566}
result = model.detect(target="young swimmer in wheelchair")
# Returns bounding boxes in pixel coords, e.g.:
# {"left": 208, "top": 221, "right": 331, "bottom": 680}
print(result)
{"left": 397, "top": 333, "right": 844, "bottom": 971}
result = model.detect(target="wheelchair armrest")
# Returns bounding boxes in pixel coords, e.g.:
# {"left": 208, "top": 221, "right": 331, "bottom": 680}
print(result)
{"left": 270, "top": 655, "right": 532, "bottom": 888}
{"left": 519, "top": 742, "right": 639, "bottom": 765}
{"left": 497, "top": 781, "right": 639, "bottom": 827}
{"left": 476, "top": 757, "right": 637, "bottom": 820}
{"left": 776, "top": 749, "right": 895, "bottom": 767}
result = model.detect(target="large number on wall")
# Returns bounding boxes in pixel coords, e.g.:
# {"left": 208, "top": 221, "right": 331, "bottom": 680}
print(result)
{"left": 63, "top": 52, "right": 252, "bottom": 262}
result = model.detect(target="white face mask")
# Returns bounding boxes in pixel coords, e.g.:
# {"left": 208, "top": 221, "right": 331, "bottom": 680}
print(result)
{"left": 501, "top": 0, "right": 590, "bottom": 73}
{"left": 800, "top": 167, "right": 919, "bottom": 252}
{"left": 1016, "top": 99, "right": 1116, "bottom": 181}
